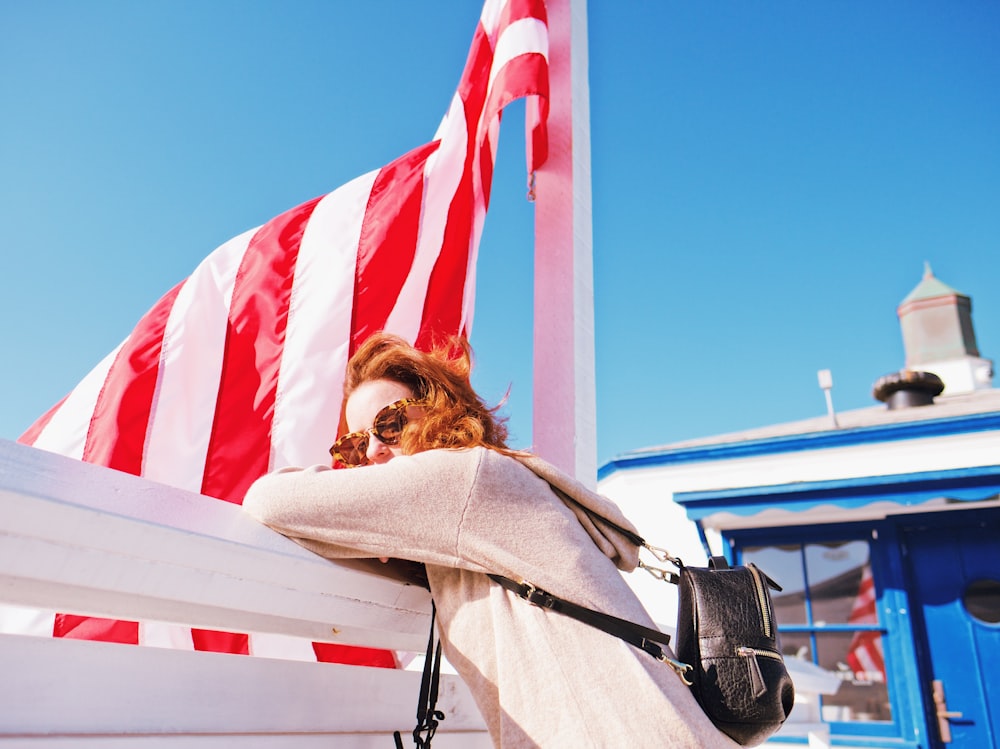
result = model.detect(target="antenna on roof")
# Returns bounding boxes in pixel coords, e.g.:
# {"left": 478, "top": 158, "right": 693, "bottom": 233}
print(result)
{"left": 817, "top": 369, "right": 839, "bottom": 428}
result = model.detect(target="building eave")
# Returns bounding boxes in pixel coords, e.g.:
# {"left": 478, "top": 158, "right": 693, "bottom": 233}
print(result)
{"left": 598, "top": 409, "right": 1000, "bottom": 482}
{"left": 675, "top": 464, "right": 1000, "bottom": 527}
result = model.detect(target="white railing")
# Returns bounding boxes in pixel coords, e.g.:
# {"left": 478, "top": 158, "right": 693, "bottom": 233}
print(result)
{"left": 0, "top": 438, "right": 489, "bottom": 747}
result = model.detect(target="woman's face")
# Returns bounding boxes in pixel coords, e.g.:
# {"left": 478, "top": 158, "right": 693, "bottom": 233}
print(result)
{"left": 343, "top": 378, "right": 422, "bottom": 466}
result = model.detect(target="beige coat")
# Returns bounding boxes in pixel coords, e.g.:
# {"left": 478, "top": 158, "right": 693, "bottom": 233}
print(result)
{"left": 243, "top": 446, "right": 739, "bottom": 748}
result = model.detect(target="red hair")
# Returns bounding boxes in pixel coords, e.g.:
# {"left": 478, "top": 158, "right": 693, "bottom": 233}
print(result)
{"left": 344, "top": 333, "right": 513, "bottom": 455}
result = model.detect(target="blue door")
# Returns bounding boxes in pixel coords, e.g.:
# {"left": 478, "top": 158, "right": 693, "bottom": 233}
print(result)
{"left": 901, "top": 509, "right": 1000, "bottom": 747}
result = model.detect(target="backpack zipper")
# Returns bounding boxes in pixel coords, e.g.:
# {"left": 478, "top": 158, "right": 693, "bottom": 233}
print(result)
{"left": 747, "top": 563, "right": 773, "bottom": 639}
{"left": 737, "top": 646, "right": 783, "bottom": 660}
{"left": 737, "top": 646, "right": 781, "bottom": 698}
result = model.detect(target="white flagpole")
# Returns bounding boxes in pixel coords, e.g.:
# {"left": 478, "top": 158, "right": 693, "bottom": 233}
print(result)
{"left": 532, "top": 0, "right": 597, "bottom": 485}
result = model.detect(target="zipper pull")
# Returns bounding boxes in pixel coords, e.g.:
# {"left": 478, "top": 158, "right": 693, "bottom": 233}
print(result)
{"left": 749, "top": 564, "right": 783, "bottom": 592}
{"left": 762, "top": 570, "right": 783, "bottom": 592}
{"left": 738, "top": 647, "right": 767, "bottom": 698}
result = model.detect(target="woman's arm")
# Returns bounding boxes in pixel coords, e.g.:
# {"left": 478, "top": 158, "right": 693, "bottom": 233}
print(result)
{"left": 242, "top": 448, "right": 490, "bottom": 571}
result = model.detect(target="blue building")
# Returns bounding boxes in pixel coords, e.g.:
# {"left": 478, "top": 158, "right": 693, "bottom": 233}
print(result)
{"left": 599, "top": 268, "right": 999, "bottom": 748}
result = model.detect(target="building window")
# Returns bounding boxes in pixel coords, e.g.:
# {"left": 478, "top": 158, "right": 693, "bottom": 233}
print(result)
{"left": 740, "top": 539, "right": 892, "bottom": 724}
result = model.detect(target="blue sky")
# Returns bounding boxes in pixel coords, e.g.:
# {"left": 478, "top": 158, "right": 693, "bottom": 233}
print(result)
{"left": 2, "top": 1, "right": 998, "bottom": 467}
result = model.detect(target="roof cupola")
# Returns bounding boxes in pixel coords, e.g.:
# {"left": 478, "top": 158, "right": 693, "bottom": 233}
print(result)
{"left": 895, "top": 263, "right": 993, "bottom": 394}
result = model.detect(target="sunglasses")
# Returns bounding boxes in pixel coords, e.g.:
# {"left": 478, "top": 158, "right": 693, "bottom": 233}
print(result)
{"left": 329, "top": 398, "right": 422, "bottom": 467}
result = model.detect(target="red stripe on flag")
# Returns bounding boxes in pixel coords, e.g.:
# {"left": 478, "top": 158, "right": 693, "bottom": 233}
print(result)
{"left": 495, "top": 0, "right": 549, "bottom": 172}
{"left": 54, "top": 613, "right": 139, "bottom": 644}
{"left": 530, "top": 101, "right": 548, "bottom": 172}
{"left": 479, "top": 133, "right": 496, "bottom": 209}
{"left": 456, "top": 23, "right": 493, "bottom": 116}
{"left": 847, "top": 565, "right": 885, "bottom": 681}
{"left": 350, "top": 141, "right": 439, "bottom": 355}
{"left": 312, "top": 642, "right": 398, "bottom": 668}
{"left": 417, "top": 174, "right": 475, "bottom": 349}
{"left": 848, "top": 566, "right": 876, "bottom": 625}
{"left": 83, "top": 282, "right": 185, "bottom": 475}
{"left": 483, "top": 54, "right": 550, "bottom": 134}
{"left": 847, "top": 631, "right": 884, "bottom": 678}
{"left": 192, "top": 628, "right": 249, "bottom": 655}
{"left": 503, "top": 0, "right": 548, "bottom": 27}
{"left": 48, "top": 285, "right": 181, "bottom": 658}
{"left": 414, "top": 24, "right": 494, "bottom": 349}
{"left": 200, "top": 197, "right": 322, "bottom": 503}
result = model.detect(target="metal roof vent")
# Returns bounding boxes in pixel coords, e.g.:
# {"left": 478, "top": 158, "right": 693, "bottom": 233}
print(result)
{"left": 872, "top": 370, "right": 945, "bottom": 410}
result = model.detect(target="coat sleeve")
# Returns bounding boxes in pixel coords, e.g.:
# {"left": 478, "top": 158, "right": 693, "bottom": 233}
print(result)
{"left": 242, "top": 448, "right": 491, "bottom": 571}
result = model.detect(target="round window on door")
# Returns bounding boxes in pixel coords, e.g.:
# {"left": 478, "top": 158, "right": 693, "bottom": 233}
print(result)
{"left": 963, "top": 579, "right": 1000, "bottom": 624}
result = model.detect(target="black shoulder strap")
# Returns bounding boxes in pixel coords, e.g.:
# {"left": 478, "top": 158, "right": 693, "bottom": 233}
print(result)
{"left": 487, "top": 573, "right": 691, "bottom": 683}
{"left": 490, "top": 483, "right": 693, "bottom": 681}
{"left": 394, "top": 602, "right": 445, "bottom": 749}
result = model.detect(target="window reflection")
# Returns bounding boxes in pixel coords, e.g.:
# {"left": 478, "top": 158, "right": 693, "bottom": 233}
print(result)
{"left": 817, "top": 632, "right": 892, "bottom": 722}
{"left": 804, "top": 540, "right": 870, "bottom": 625}
{"left": 743, "top": 544, "right": 807, "bottom": 625}
{"left": 742, "top": 539, "right": 892, "bottom": 725}
{"left": 963, "top": 579, "right": 1000, "bottom": 624}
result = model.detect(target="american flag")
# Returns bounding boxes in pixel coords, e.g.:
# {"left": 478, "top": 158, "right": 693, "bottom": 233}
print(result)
{"left": 846, "top": 563, "right": 885, "bottom": 682}
{"left": 13, "top": 0, "right": 549, "bottom": 664}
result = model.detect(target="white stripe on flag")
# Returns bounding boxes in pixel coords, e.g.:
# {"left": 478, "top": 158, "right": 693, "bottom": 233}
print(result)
{"left": 32, "top": 343, "right": 124, "bottom": 460}
{"left": 248, "top": 632, "right": 320, "bottom": 662}
{"left": 270, "top": 170, "right": 380, "bottom": 470}
{"left": 479, "top": 0, "right": 502, "bottom": 40}
{"left": 489, "top": 18, "right": 550, "bottom": 92}
{"left": 385, "top": 93, "right": 470, "bottom": 341}
{"left": 0, "top": 604, "right": 55, "bottom": 637}
{"left": 853, "top": 636, "right": 883, "bottom": 676}
{"left": 463, "top": 117, "right": 501, "bottom": 334}
{"left": 140, "top": 620, "right": 195, "bottom": 650}
{"left": 142, "top": 228, "right": 256, "bottom": 490}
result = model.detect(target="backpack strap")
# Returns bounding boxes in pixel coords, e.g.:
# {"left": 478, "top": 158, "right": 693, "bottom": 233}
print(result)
{"left": 553, "top": 488, "right": 684, "bottom": 582}
{"left": 487, "top": 573, "right": 693, "bottom": 684}
{"left": 394, "top": 601, "right": 445, "bottom": 749}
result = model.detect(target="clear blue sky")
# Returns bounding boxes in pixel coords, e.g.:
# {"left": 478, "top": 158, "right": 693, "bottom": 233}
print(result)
{"left": 2, "top": 1, "right": 998, "bottom": 467}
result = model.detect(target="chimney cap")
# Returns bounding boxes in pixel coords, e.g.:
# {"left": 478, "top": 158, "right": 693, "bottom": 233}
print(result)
{"left": 872, "top": 370, "right": 945, "bottom": 409}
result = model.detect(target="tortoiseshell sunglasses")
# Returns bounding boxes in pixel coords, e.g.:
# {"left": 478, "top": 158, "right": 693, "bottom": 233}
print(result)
{"left": 328, "top": 398, "right": 422, "bottom": 467}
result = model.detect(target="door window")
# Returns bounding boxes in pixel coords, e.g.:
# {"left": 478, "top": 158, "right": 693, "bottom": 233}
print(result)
{"left": 962, "top": 578, "right": 1000, "bottom": 624}
{"left": 742, "top": 540, "right": 893, "bottom": 723}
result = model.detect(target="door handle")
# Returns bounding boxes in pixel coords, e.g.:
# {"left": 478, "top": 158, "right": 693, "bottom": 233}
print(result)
{"left": 932, "top": 679, "right": 963, "bottom": 744}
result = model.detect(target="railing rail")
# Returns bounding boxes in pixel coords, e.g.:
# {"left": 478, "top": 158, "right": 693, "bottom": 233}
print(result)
{"left": 0, "top": 438, "right": 488, "bottom": 747}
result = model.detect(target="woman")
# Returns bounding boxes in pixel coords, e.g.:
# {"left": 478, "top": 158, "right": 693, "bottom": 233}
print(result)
{"left": 243, "top": 333, "right": 737, "bottom": 748}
